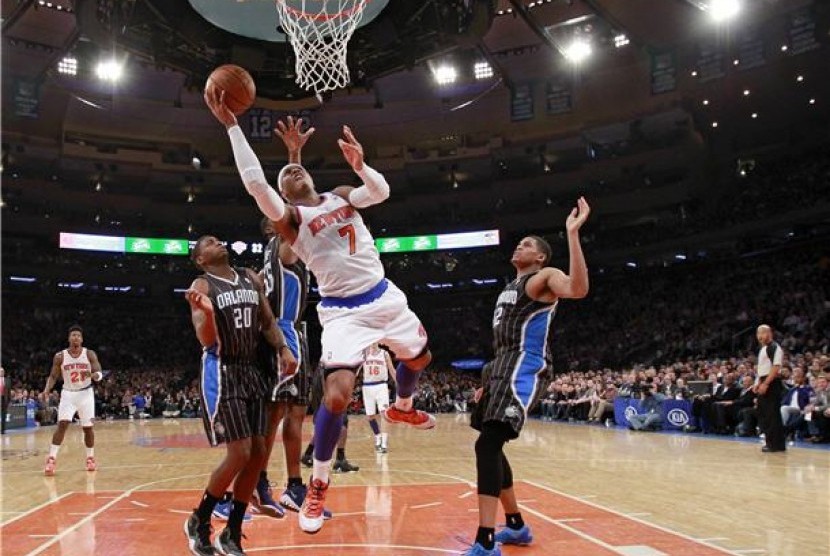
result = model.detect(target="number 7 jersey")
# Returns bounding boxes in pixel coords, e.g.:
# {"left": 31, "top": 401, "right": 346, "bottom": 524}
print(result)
{"left": 291, "top": 192, "right": 385, "bottom": 298}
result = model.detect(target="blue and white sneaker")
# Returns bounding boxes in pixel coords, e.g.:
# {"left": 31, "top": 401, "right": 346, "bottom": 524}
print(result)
{"left": 495, "top": 525, "right": 533, "bottom": 546}
{"left": 279, "top": 484, "right": 306, "bottom": 512}
{"left": 462, "top": 543, "right": 502, "bottom": 556}
{"left": 211, "top": 500, "right": 252, "bottom": 522}
{"left": 280, "top": 483, "right": 332, "bottom": 519}
{"left": 252, "top": 478, "right": 285, "bottom": 518}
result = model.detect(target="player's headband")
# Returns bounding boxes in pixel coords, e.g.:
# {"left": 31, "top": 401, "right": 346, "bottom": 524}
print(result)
{"left": 276, "top": 164, "right": 304, "bottom": 192}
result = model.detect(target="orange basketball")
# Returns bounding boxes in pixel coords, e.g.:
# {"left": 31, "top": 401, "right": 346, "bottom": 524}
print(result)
{"left": 206, "top": 64, "right": 256, "bottom": 115}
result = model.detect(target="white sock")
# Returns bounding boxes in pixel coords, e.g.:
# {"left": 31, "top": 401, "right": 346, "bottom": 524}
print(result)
{"left": 312, "top": 458, "right": 331, "bottom": 485}
{"left": 49, "top": 444, "right": 60, "bottom": 458}
{"left": 374, "top": 434, "right": 381, "bottom": 444}
{"left": 381, "top": 432, "right": 388, "bottom": 448}
{"left": 396, "top": 397, "right": 413, "bottom": 412}
{"left": 86, "top": 447, "right": 94, "bottom": 458}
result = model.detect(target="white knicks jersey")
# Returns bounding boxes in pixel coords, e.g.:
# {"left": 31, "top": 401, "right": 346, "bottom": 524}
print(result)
{"left": 61, "top": 348, "right": 92, "bottom": 390}
{"left": 292, "top": 193, "right": 385, "bottom": 297}
{"left": 363, "top": 349, "right": 390, "bottom": 382}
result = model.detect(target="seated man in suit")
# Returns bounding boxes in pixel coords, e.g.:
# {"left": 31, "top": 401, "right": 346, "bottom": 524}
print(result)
{"left": 780, "top": 368, "right": 813, "bottom": 441}
{"left": 806, "top": 375, "right": 829, "bottom": 443}
{"left": 627, "top": 384, "right": 665, "bottom": 432}
{"left": 713, "top": 374, "right": 755, "bottom": 434}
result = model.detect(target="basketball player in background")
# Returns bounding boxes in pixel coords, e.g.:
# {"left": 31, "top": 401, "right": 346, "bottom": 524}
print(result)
{"left": 183, "top": 235, "right": 296, "bottom": 556}
{"left": 362, "top": 343, "right": 396, "bottom": 453}
{"left": 205, "top": 94, "right": 433, "bottom": 535}
{"left": 42, "top": 325, "right": 103, "bottom": 475}
{"left": 466, "top": 198, "right": 590, "bottom": 556}
{"left": 255, "top": 217, "right": 316, "bottom": 515}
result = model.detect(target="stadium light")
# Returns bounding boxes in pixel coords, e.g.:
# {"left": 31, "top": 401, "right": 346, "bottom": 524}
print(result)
{"left": 57, "top": 56, "right": 77, "bottom": 76}
{"left": 809, "top": 98, "right": 816, "bottom": 105}
{"left": 563, "top": 39, "right": 592, "bottom": 64}
{"left": 708, "top": 0, "right": 740, "bottom": 23}
{"left": 473, "top": 61, "right": 493, "bottom": 80}
{"left": 96, "top": 59, "right": 123, "bottom": 82}
{"left": 433, "top": 65, "right": 457, "bottom": 85}
{"left": 751, "top": 112, "right": 758, "bottom": 119}
{"left": 613, "top": 34, "right": 629, "bottom": 48}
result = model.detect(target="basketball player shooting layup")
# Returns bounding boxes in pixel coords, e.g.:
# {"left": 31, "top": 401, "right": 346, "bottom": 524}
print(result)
{"left": 466, "top": 198, "right": 590, "bottom": 556}
{"left": 205, "top": 90, "right": 434, "bottom": 535}
{"left": 43, "top": 325, "right": 103, "bottom": 475}
{"left": 362, "top": 343, "right": 396, "bottom": 453}
{"left": 183, "top": 236, "right": 296, "bottom": 556}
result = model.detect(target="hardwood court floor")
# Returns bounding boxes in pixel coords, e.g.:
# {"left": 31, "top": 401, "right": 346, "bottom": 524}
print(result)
{"left": 2, "top": 415, "right": 828, "bottom": 555}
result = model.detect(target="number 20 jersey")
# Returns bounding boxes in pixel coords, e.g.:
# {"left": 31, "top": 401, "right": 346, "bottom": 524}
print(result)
{"left": 291, "top": 192, "right": 384, "bottom": 298}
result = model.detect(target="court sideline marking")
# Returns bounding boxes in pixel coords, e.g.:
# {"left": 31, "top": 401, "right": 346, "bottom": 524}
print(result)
{"left": 20, "top": 473, "right": 209, "bottom": 556}
{"left": 0, "top": 492, "right": 73, "bottom": 527}
{"left": 523, "top": 480, "right": 740, "bottom": 555}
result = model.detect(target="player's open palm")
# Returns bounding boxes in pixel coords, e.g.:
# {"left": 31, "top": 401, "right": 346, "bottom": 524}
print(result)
{"left": 566, "top": 196, "right": 591, "bottom": 233}
{"left": 274, "top": 115, "right": 315, "bottom": 152}
{"left": 203, "top": 88, "right": 237, "bottom": 129}
{"left": 337, "top": 125, "right": 364, "bottom": 172}
{"left": 185, "top": 289, "right": 213, "bottom": 314}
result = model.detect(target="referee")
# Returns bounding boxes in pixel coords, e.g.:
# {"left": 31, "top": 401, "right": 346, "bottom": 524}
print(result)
{"left": 754, "top": 325, "right": 786, "bottom": 453}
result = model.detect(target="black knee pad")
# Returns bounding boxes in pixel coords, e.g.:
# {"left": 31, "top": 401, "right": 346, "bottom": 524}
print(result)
{"left": 475, "top": 426, "right": 509, "bottom": 497}
{"left": 501, "top": 453, "right": 514, "bottom": 490}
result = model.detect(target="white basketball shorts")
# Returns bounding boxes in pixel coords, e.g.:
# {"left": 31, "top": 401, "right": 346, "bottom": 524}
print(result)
{"left": 362, "top": 383, "right": 390, "bottom": 416}
{"left": 58, "top": 388, "right": 95, "bottom": 426}
{"left": 318, "top": 279, "right": 428, "bottom": 369}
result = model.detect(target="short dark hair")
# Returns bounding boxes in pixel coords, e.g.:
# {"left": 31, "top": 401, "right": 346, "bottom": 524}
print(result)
{"left": 528, "top": 235, "right": 552, "bottom": 266}
{"left": 68, "top": 325, "right": 83, "bottom": 335}
{"left": 190, "top": 235, "right": 210, "bottom": 266}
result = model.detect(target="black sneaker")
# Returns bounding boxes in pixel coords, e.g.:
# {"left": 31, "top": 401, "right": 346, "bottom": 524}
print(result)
{"left": 333, "top": 459, "right": 360, "bottom": 473}
{"left": 301, "top": 451, "right": 313, "bottom": 468}
{"left": 214, "top": 527, "right": 246, "bottom": 556}
{"left": 183, "top": 511, "right": 216, "bottom": 555}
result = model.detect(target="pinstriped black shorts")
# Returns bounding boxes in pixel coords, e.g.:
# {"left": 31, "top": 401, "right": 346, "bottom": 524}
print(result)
{"left": 200, "top": 354, "right": 268, "bottom": 446}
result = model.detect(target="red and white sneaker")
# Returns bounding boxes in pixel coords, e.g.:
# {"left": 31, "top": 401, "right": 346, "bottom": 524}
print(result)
{"left": 85, "top": 456, "right": 97, "bottom": 472}
{"left": 298, "top": 479, "right": 329, "bottom": 534}
{"left": 383, "top": 406, "right": 436, "bottom": 429}
{"left": 44, "top": 456, "right": 57, "bottom": 476}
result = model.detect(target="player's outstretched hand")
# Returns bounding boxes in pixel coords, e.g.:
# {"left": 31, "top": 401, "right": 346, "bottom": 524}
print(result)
{"left": 474, "top": 387, "right": 484, "bottom": 403}
{"left": 279, "top": 346, "right": 298, "bottom": 376}
{"left": 274, "top": 115, "right": 315, "bottom": 153}
{"left": 185, "top": 289, "right": 213, "bottom": 314}
{"left": 337, "top": 125, "right": 364, "bottom": 173}
{"left": 203, "top": 87, "right": 238, "bottom": 129}
{"left": 566, "top": 196, "right": 591, "bottom": 234}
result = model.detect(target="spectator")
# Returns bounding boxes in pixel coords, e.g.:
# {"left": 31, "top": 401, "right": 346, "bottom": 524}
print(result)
{"left": 780, "top": 368, "right": 814, "bottom": 441}
{"left": 806, "top": 375, "right": 830, "bottom": 443}
{"left": 627, "top": 385, "right": 665, "bottom": 431}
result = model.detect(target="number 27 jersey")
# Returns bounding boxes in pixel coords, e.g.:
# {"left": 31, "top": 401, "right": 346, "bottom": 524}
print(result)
{"left": 291, "top": 193, "right": 384, "bottom": 298}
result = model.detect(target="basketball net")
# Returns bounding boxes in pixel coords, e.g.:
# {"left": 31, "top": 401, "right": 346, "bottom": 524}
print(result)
{"left": 276, "top": 0, "right": 368, "bottom": 94}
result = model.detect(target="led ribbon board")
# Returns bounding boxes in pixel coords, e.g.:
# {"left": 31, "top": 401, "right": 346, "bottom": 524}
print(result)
{"left": 375, "top": 230, "right": 500, "bottom": 254}
{"left": 60, "top": 233, "right": 189, "bottom": 256}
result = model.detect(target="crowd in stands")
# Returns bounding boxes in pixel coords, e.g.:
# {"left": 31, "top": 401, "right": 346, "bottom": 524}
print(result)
{"left": 538, "top": 352, "right": 830, "bottom": 443}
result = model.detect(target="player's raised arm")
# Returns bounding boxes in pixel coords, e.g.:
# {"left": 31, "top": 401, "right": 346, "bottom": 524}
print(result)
{"left": 246, "top": 269, "right": 298, "bottom": 376}
{"left": 87, "top": 350, "right": 104, "bottom": 382}
{"left": 185, "top": 278, "right": 219, "bottom": 349}
{"left": 274, "top": 115, "right": 315, "bottom": 166}
{"left": 332, "top": 125, "right": 390, "bottom": 208}
{"left": 204, "top": 87, "right": 286, "bottom": 222}
{"left": 528, "top": 197, "right": 591, "bottom": 301}
{"left": 43, "top": 352, "right": 63, "bottom": 396}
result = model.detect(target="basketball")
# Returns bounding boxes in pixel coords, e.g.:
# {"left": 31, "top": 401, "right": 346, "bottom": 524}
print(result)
{"left": 205, "top": 64, "right": 256, "bottom": 115}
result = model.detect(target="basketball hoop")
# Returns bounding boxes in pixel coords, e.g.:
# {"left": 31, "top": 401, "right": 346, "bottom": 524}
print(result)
{"left": 276, "top": 0, "right": 368, "bottom": 94}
